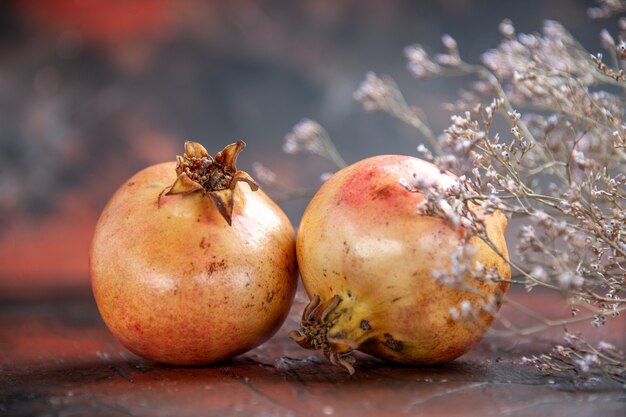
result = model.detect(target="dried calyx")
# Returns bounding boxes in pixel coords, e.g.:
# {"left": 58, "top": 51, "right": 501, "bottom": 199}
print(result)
{"left": 165, "top": 140, "right": 259, "bottom": 225}
{"left": 289, "top": 295, "right": 370, "bottom": 374}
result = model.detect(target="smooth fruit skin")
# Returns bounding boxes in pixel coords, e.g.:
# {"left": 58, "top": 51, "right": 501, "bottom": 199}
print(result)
{"left": 90, "top": 162, "right": 297, "bottom": 365}
{"left": 296, "top": 155, "right": 510, "bottom": 364}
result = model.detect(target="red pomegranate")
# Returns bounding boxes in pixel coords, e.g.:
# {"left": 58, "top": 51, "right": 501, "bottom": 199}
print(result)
{"left": 291, "top": 155, "right": 510, "bottom": 373}
{"left": 91, "top": 141, "right": 297, "bottom": 365}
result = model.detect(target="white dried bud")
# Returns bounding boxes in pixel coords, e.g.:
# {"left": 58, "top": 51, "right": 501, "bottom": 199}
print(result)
{"left": 554, "top": 345, "right": 568, "bottom": 356}
{"left": 600, "top": 29, "right": 615, "bottom": 48}
{"left": 508, "top": 111, "right": 521, "bottom": 121}
{"left": 404, "top": 45, "right": 441, "bottom": 78}
{"left": 441, "top": 34, "right": 458, "bottom": 50}
{"left": 451, "top": 115, "right": 467, "bottom": 128}
{"left": 283, "top": 139, "right": 298, "bottom": 154}
{"left": 572, "top": 150, "right": 589, "bottom": 169}
{"left": 438, "top": 199, "right": 460, "bottom": 225}
{"left": 320, "top": 172, "right": 333, "bottom": 182}
{"left": 535, "top": 210, "right": 549, "bottom": 221}
{"left": 543, "top": 20, "right": 568, "bottom": 40}
{"left": 251, "top": 162, "right": 277, "bottom": 184}
{"left": 547, "top": 114, "right": 558, "bottom": 126}
{"left": 574, "top": 358, "right": 590, "bottom": 373}
{"left": 488, "top": 194, "right": 501, "bottom": 205}
{"left": 585, "top": 354, "right": 598, "bottom": 365}
{"left": 284, "top": 119, "right": 326, "bottom": 156}
{"left": 398, "top": 177, "right": 412, "bottom": 191}
{"left": 498, "top": 19, "right": 515, "bottom": 37}
{"left": 353, "top": 72, "right": 394, "bottom": 112}
{"left": 485, "top": 166, "right": 498, "bottom": 180}
{"left": 460, "top": 300, "right": 472, "bottom": 315}
{"left": 519, "top": 33, "right": 538, "bottom": 48}
{"left": 531, "top": 265, "right": 547, "bottom": 281}
{"left": 557, "top": 271, "right": 584, "bottom": 289}
{"left": 435, "top": 54, "right": 459, "bottom": 66}
{"left": 506, "top": 178, "right": 517, "bottom": 191}
{"left": 597, "top": 341, "right": 615, "bottom": 352}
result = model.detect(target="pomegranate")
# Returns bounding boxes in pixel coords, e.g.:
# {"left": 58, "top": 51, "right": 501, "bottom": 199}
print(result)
{"left": 90, "top": 141, "right": 297, "bottom": 365}
{"left": 290, "top": 155, "right": 510, "bottom": 373}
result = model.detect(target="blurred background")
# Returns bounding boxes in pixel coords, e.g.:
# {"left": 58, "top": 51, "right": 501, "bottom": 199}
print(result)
{"left": 0, "top": 0, "right": 619, "bottom": 295}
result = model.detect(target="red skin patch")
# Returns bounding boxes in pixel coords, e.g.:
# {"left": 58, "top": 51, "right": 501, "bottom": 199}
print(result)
{"left": 335, "top": 155, "right": 425, "bottom": 215}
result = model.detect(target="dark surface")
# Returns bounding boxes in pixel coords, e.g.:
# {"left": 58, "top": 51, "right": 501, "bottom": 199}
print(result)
{"left": 1, "top": 289, "right": 625, "bottom": 417}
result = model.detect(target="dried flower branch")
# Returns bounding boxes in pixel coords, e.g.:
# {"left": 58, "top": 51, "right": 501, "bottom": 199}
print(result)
{"left": 275, "top": 14, "right": 626, "bottom": 385}
{"left": 284, "top": 119, "right": 347, "bottom": 169}
{"left": 252, "top": 120, "right": 344, "bottom": 200}
{"left": 591, "top": 52, "right": 626, "bottom": 81}
{"left": 390, "top": 17, "right": 626, "bottom": 383}
{"left": 588, "top": 0, "right": 626, "bottom": 19}
{"left": 353, "top": 72, "right": 441, "bottom": 153}
{"left": 523, "top": 331, "right": 626, "bottom": 386}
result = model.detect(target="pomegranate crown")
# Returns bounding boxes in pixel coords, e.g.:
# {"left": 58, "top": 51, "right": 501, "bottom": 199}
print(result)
{"left": 165, "top": 140, "right": 259, "bottom": 225}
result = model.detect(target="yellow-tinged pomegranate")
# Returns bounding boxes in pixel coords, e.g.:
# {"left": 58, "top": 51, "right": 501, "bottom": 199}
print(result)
{"left": 91, "top": 141, "right": 297, "bottom": 365}
{"left": 290, "top": 155, "right": 510, "bottom": 373}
